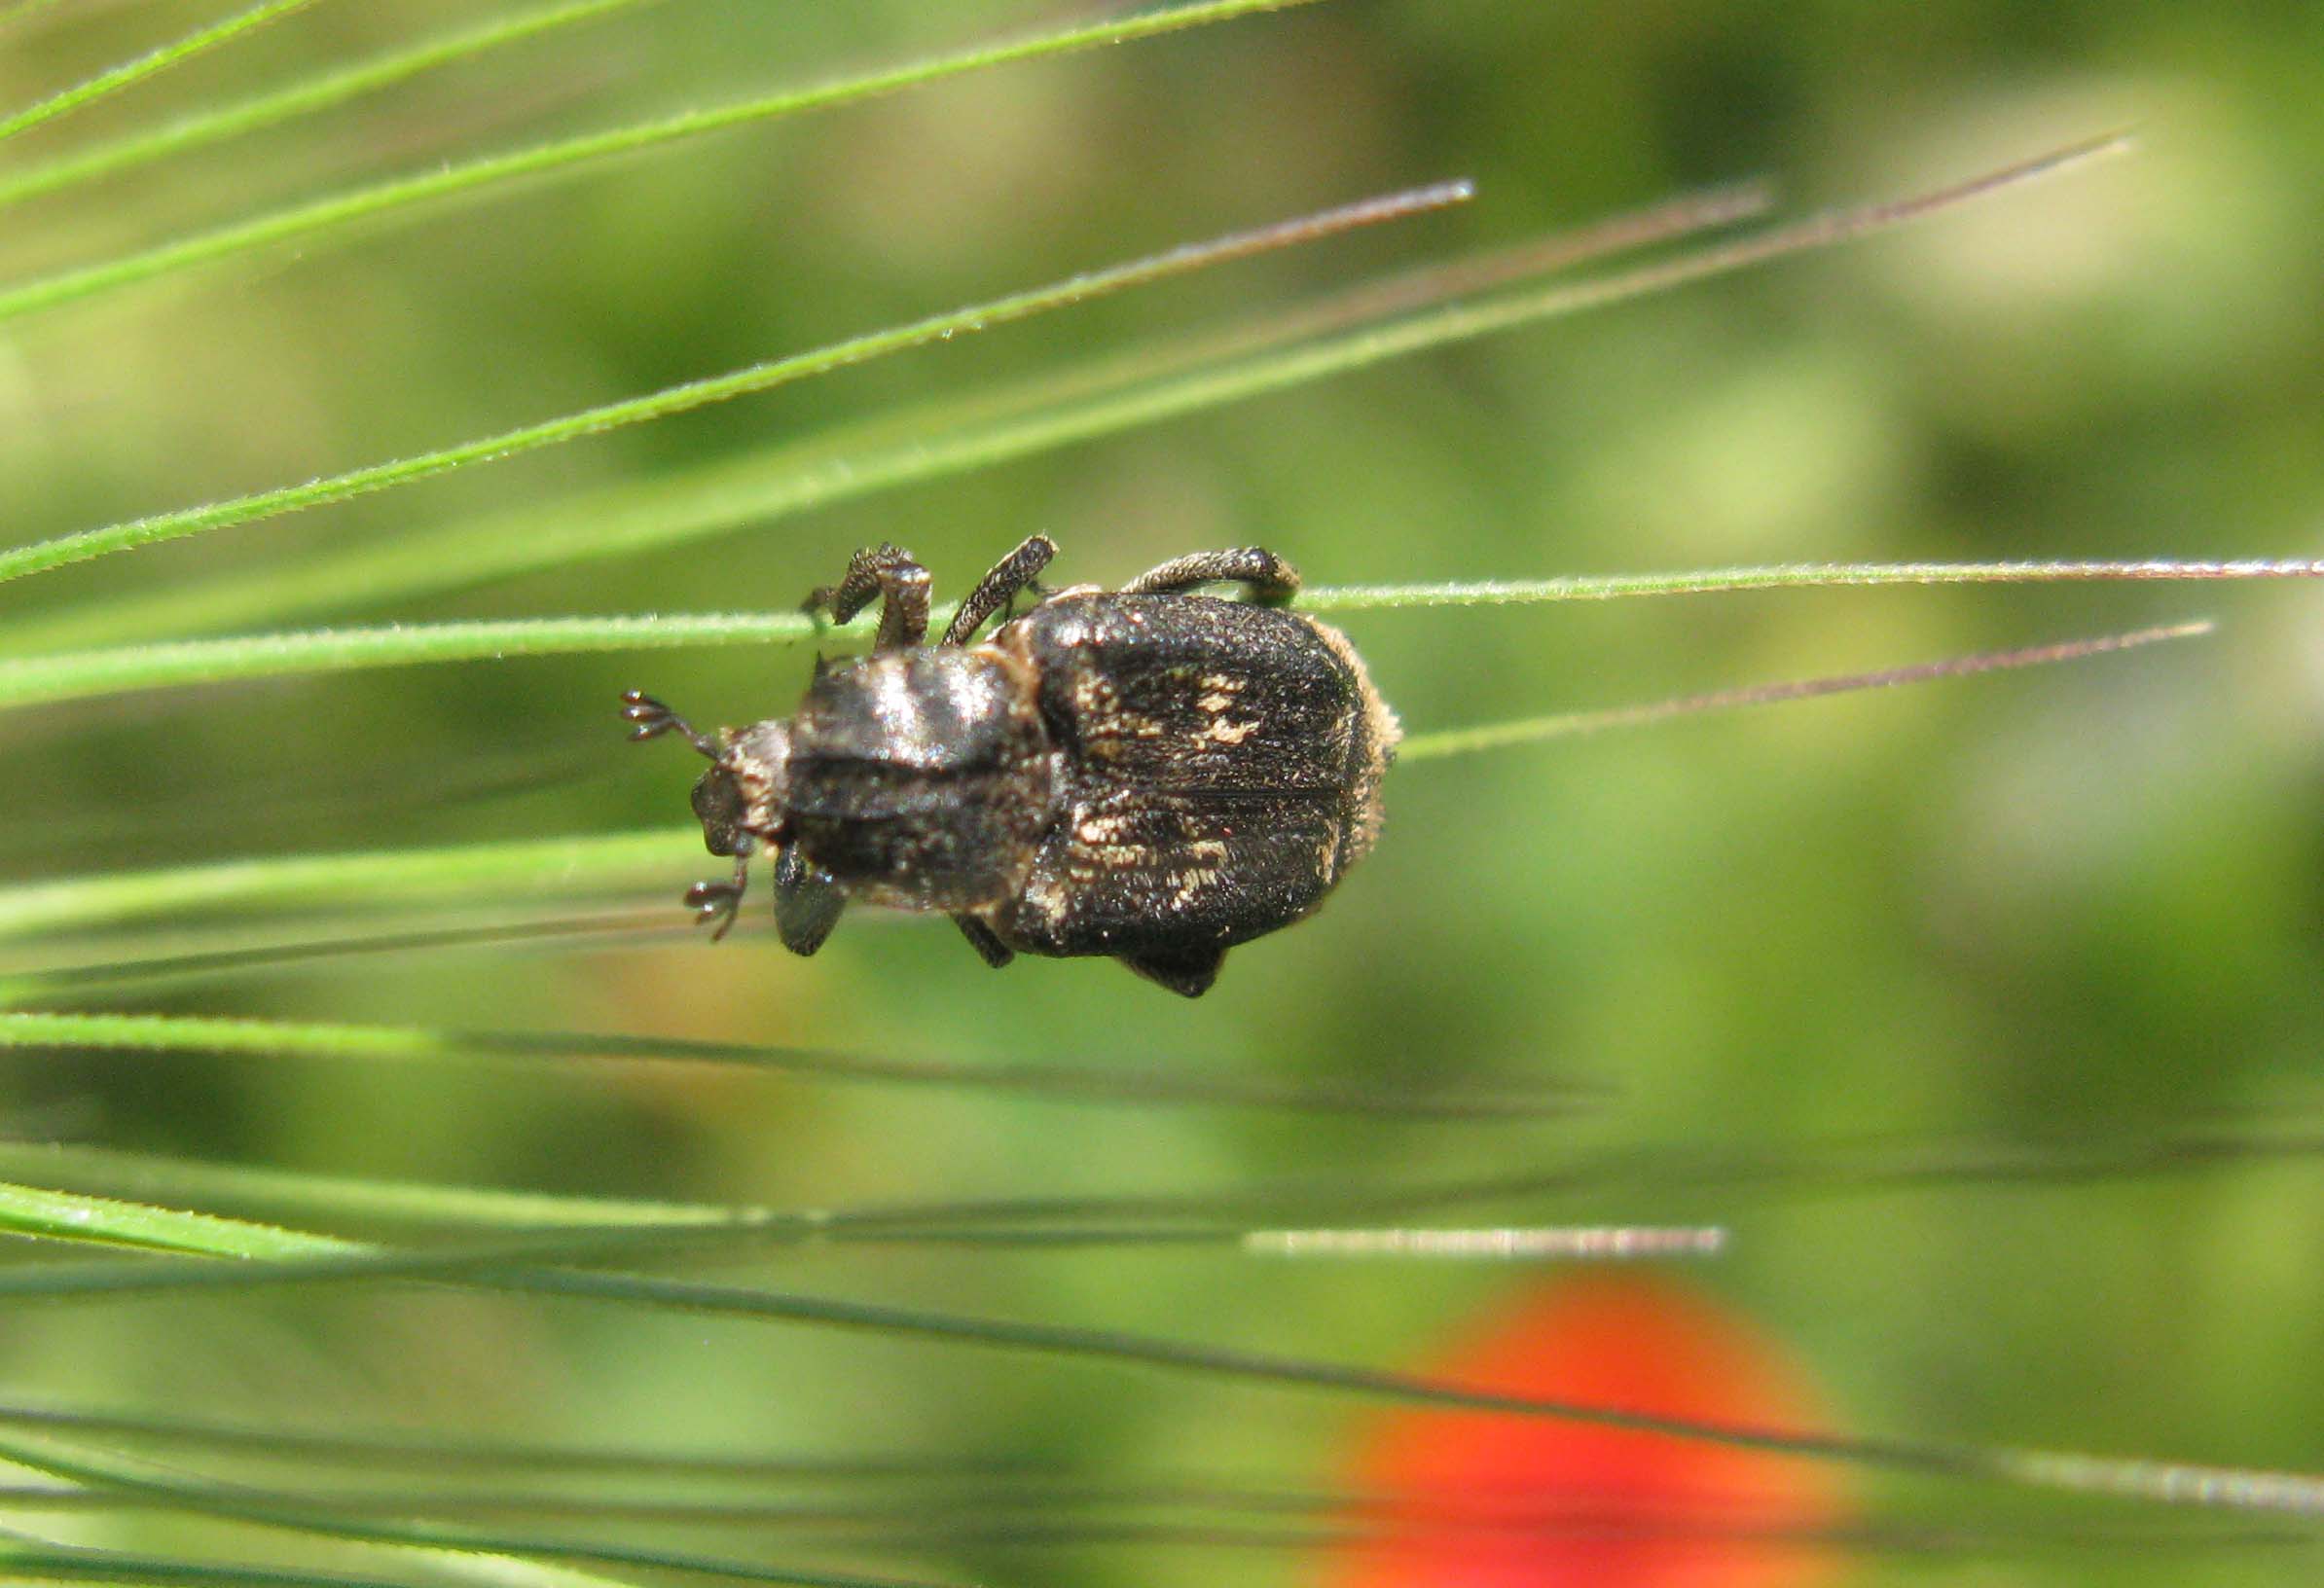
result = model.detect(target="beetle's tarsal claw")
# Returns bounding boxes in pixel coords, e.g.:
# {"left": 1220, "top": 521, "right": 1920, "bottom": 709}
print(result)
{"left": 684, "top": 878, "right": 744, "bottom": 941}
{"left": 622, "top": 691, "right": 718, "bottom": 757}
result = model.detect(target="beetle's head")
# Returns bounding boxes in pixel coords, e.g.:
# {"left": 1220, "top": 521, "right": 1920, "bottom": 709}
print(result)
{"left": 691, "top": 719, "right": 792, "bottom": 858}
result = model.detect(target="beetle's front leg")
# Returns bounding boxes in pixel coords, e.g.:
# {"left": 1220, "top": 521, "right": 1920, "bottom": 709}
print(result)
{"left": 1119, "top": 547, "right": 1299, "bottom": 606}
{"left": 940, "top": 535, "right": 1056, "bottom": 645}
{"left": 802, "top": 543, "right": 931, "bottom": 651}
{"left": 684, "top": 855, "right": 751, "bottom": 941}
{"left": 620, "top": 690, "right": 720, "bottom": 758}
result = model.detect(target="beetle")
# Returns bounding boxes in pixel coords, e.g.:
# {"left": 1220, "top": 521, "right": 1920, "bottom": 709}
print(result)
{"left": 620, "top": 536, "right": 1397, "bottom": 995}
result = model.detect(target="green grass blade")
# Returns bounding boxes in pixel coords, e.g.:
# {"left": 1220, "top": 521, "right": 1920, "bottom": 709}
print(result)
{"left": 0, "top": 614, "right": 821, "bottom": 709}
{"left": 0, "top": 1011, "right": 1587, "bottom": 1116}
{"left": 0, "top": 0, "right": 321, "bottom": 144}
{"left": 0, "top": 176, "right": 1465, "bottom": 596}
{"left": 0, "top": 1542, "right": 443, "bottom": 1588}
{"left": 0, "top": 830, "right": 678, "bottom": 942}
{"left": 1293, "top": 558, "right": 2324, "bottom": 612}
{"left": 0, "top": 1177, "right": 339, "bottom": 1257}
{"left": 6, "top": 135, "right": 2124, "bottom": 649}
{"left": 0, "top": 1141, "right": 740, "bottom": 1232}
{"left": 0, "top": 563, "right": 2308, "bottom": 714}
{"left": 1398, "top": 620, "right": 2217, "bottom": 761}
{"left": 0, "top": 0, "right": 667, "bottom": 211}
{"left": 0, "top": 0, "right": 1323, "bottom": 326}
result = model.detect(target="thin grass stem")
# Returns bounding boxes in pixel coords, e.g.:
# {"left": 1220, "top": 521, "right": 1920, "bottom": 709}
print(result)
{"left": 0, "top": 565, "right": 2298, "bottom": 713}
{"left": 0, "top": 830, "right": 678, "bottom": 942}
{"left": 1295, "top": 558, "right": 2324, "bottom": 612}
{"left": 1398, "top": 620, "right": 2215, "bottom": 761}
{"left": 0, "top": 0, "right": 321, "bottom": 144}
{"left": 0, "top": 1010, "right": 1589, "bottom": 1116}
{"left": 0, "top": 177, "right": 1466, "bottom": 594}
{"left": 0, "top": 0, "right": 667, "bottom": 211}
{"left": 0, "top": 140, "right": 2119, "bottom": 651}
{"left": 0, "top": 0, "right": 1323, "bottom": 325}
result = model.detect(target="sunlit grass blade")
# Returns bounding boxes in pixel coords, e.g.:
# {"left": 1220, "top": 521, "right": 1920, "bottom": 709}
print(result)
{"left": 0, "top": 1010, "right": 1590, "bottom": 1116}
{"left": 0, "top": 0, "right": 1324, "bottom": 327}
{"left": 0, "top": 0, "right": 321, "bottom": 144}
{"left": 1398, "top": 619, "right": 2215, "bottom": 762}
{"left": 0, "top": 0, "right": 666, "bottom": 212}
{"left": 0, "top": 1176, "right": 337, "bottom": 1257}
{"left": 0, "top": 563, "right": 2306, "bottom": 713}
{"left": 0, "top": 1141, "right": 737, "bottom": 1234}
{"left": 0, "top": 176, "right": 1468, "bottom": 596}
{"left": 2, "top": 141, "right": 2117, "bottom": 652}
{"left": 0, "top": 830, "right": 679, "bottom": 943}
{"left": 1243, "top": 1224, "right": 1730, "bottom": 1259}
{"left": 1296, "top": 557, "right": 2324, "bottom": 612}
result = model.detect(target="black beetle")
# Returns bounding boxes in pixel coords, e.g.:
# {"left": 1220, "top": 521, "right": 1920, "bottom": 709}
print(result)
{"left": 621, "top": 537, "right": 1397, "bottom": 995}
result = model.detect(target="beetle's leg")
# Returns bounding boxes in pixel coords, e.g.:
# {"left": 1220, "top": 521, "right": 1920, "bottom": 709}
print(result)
{"left": 953, "top": 914, "right": 1016, "bottom": 968}
{"left": 620, "top": 690, "right": 720, "bottom": 757}
{"left": 773, "top": 846, "right": 847, "bottom": 956}
{"left": 802, "top": 543, "right": 931, "bottom": 651}
{"left": 939, "top": 535, "right": 1056, "bottom": 645}
{"left": 684, "top": 855, "right": 750, "bottom": 941}
{"left": 1119, "top": 943, "right": 1225, "bottom": 998}
{"left": 1118, "top": 547, "right": 1300, "bottom": 606}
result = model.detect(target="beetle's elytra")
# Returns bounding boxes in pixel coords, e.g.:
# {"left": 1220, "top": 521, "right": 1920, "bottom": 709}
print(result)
{"left": 622, "top": 537, "right": 1398, "bottom": 995}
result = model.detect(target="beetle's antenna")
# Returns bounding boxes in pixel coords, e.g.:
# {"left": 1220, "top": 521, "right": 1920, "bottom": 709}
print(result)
{"left": 619, "top": 690, "right": 719, "bottom": 759}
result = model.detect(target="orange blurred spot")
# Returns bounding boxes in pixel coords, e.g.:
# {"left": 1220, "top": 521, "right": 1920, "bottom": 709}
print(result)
{"left": 1329, "top": 1275, "right": 1849, "bottom": 1588}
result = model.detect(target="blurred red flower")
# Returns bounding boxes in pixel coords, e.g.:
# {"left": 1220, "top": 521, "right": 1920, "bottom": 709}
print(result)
{"left": 1328, "top": 1274, "right": 1849, "bottom": 1588}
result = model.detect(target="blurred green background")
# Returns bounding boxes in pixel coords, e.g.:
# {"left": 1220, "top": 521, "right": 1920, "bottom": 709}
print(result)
{"left": 2, "top": 2, "right": 2323, "bottom": 1584}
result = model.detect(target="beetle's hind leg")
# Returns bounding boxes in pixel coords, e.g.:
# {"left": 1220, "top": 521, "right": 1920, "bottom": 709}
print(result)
{"left": 953, "top": 915, "right": 1016, "bottom": 969}
{"left": 774, "top": 847, "right": 847, "bottom": 956}
{"left": 803, "top": 543, "right": 932, "bottom": 650}
{"left": 940, "top": 535, "right": 1056, "bottom": 645}
{"left": 1119, "top": 547, "right": 1299, "bottom": 606}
